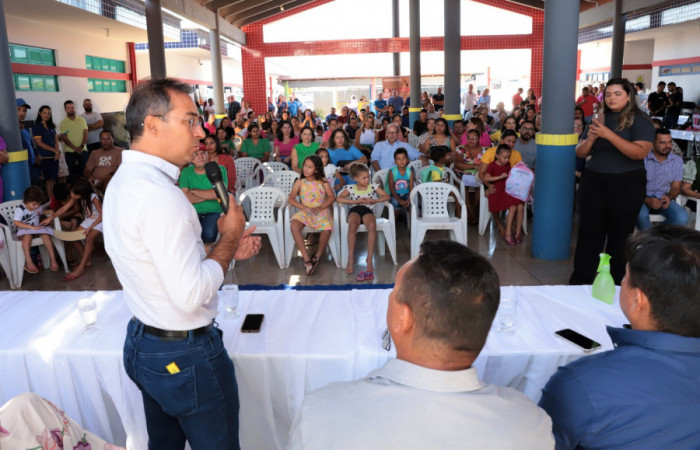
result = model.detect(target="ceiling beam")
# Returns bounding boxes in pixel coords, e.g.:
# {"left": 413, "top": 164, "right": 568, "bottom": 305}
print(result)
{"left": 204, "top": 0, "right": 244, "bottom": 12}
{"left": 579, "top": 0, "right": 668, "bottom": 27}
{"left": 505, "top": 0, "right": 544, "bottom": 10}
{"left": 225, "top": 0, "right": 289, "bottom": 23}
{"left": 231, "top": 0, "right": 317, "bottom": 26}
{"left": 220, "top": 0, "right": 275, "bottom": 19}
{"left": 162, "top": 0, "right": 246, "bottom": 44}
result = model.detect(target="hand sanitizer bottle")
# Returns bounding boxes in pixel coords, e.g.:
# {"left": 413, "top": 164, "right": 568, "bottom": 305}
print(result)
{"left": 592, "top": 253, "right": 615, "bottom": 304}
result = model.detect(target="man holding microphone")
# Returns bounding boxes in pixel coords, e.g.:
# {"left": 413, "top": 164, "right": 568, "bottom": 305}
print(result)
{"left": 104, "top": 78, "right": 261, "bottom": 449}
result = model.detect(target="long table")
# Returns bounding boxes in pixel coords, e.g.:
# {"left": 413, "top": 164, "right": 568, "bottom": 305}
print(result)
{"left": 0, "top": 286, "right": 626, "bottom": 449}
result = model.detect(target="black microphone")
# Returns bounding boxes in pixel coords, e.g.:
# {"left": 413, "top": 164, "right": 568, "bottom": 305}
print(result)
{"left": 204, "top": 161, "right": 229, "bottom": 214}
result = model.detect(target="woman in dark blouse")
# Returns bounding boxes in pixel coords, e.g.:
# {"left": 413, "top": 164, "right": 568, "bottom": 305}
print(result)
{"left": 570, "top": 78, "right": 655, "bottom": 285}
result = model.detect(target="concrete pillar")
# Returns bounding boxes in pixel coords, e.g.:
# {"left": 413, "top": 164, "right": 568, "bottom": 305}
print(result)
{"left": 532, "top": 0, "right": 579, "bottom": 260}
{"left": 392, "top": 0, "right": 400, "bottom": 76}
{"left": 443, "top": 0, "right": 461, "bottom": 129}
{"left": 408, "top": 0, "right": 421, "bottom": 129}
{"left": 209, "top": 14, "right": 225, "bottom": 118}
{"left": 610, "top": 0, "right": 626, "bottom": 78}
{"left": 144, "top": 0, "right": 166, "bottom": 79}
{"left": 0, "top": 0, "right": 30, "bottom": 201}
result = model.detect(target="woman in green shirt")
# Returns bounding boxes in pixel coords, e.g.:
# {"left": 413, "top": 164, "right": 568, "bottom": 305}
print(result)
{"left": 291, "top": 126, "right": 319, "bottom": 174}
{"left": 178, "top": 150, "right": 227, "bottom": 252}
{"left": 239, "top": 123, "right": 271, "bottom": 161}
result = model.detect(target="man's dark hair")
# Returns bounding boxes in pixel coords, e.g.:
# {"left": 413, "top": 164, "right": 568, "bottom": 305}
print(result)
{"left": 397, "top": 241, "right": 500, "bottom": 353}
{"left": 655, "top": 128, "right": 671, "bottom": 138}
{"left": 657, "top": 81, "right": 666, "bottom": 87}
{"left": 328, "top": 118, "right": 338, "bottom": 126}
{"left": 501, "top": 129, "right": 518, "bottom": 140}
{"left": 420, "top": 109, "right": 427, "bottom": 114}
{"left": 99, "top": 130, "right": 114, "bottom": 139}
{"left": 667, "top": 82, "right": 676, "bottom": 88}
{"left": 125, "top": 78, "right": 192, "bottom": 142}
{"left": 582, "top": 87, "right": 589, "bottom": 92}
{"left": 520, "top": 119, "right": 536, "bottom": 129}
{"left": 394, "top": 147, "right": 408, "bottom": 159}
{"left": 63, "top": 100, "right": 74, "bottom": 108}
{"left": 625, "top": 225, "right": 700, "bottom": 337}
{"left": 467, "top": 128, "right": 480, "bottom": 137}
{"left": 453, "top": 119, "right": 464, "bottom": 127}
{"left": 635, "top": 82, "right": 644, "bottom": 90}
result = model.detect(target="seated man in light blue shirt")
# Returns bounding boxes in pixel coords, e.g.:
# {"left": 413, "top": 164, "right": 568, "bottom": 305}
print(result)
{"left": 539, "top": 225, "right": 700, "bottom": 450}
{"left": 289, "top": 241, "right": 554, "bottom": 449}
{"left": 636, "top": 128, "right": 687, "bottom": 230}
{"left": 371, "top": 124, "right": 426, "bottom": 171}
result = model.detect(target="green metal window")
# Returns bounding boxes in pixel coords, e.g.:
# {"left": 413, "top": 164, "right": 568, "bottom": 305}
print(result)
{"left": 88, "top": 78, "right": 127, "bottom": 93}
{"left": 14, "top": 74, "right": 59, "bottom": 92}
{"left": 86, "top": 55, "right": 126, "bottom": 73}
{"left": 9, "top": 44, "right": 56, "bottom": 66}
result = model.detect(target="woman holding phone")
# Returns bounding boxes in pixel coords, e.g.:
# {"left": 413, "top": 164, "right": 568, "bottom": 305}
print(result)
{"left": 570, "top": 78, "right": 655, "bottom": 285}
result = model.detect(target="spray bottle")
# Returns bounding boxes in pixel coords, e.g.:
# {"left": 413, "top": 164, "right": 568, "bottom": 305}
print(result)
{"left": 592, "top": 253, "right": 615, "bottom": 304}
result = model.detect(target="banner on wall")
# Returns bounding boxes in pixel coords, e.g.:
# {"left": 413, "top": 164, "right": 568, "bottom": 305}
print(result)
{"left": 381, "top": 76, "right": 410, "bottom": 99}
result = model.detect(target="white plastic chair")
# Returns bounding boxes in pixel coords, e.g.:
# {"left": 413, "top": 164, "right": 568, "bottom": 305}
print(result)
{"left": 234, "top": 157, "right": 261, "bottom": 191}
{"left": 339, "top": 200, "right": 397, "bottom": 269}
{"left": 407, "top": 133, "right": 420, "bottom": 149}
{"left": 0, "top": 235, "right": 16, "bottom": 289}
{"left": 238, "top": 187, "right": 287, "bottom": 269}
{"left": 248, "top": 161, "right": 289, "bottom": 189}
{"left": 0, "top": 200, "right": 69, "bottom": 288}
{"left": 409, "top": 183, "right": 467, "bottom": 258}
{"left": 678, "top": 194, "right": 699, "bottom": 231}
{"left": 262, "top": 168, "right": 299, "bottom": 195}
{"left": 408, "top": 160, "right": 425, "bottom": 184}
{"left": 372, "top": 168, "right": 390, "bottom": 190}
{"left": 284, "top": 201, "right": 341, "bottom": 268}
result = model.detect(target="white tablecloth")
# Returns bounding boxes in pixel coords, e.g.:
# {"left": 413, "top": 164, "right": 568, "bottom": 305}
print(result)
{"left": 0, "top": 286, "right": 626, "bottom": 449}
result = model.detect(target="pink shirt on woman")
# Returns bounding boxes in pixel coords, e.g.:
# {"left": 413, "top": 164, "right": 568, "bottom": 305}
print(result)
{"left": 274, "top": 135, "right": 300, "bottom": 157}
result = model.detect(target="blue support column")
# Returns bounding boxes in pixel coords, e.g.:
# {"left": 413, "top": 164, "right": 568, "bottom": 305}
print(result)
{"left": 408, "top": 0, "right": 421, "bottom": 128}
{"left": 443, "top": 0, "right": 460, "bottom": 130}
{"left": 531, "top": 0, "right": 579, "bottom": 260}
{"left": 0, "top": 0, "right": 30, "bottom": 201}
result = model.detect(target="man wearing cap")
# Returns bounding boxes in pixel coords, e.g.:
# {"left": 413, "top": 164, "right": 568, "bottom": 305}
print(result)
{"left": 16, "top": 98, "right": 39, "bottom": 184}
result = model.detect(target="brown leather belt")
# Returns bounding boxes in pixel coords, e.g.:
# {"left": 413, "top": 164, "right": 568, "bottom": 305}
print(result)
{"left": 132, "top": 318, "right": 214, "bottom": 339}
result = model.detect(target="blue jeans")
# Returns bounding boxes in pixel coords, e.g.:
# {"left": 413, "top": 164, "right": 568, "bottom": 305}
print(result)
{"left": 199, "top": 212, "right": 220, "bottom": 243}
{"left": 123, "top": 319, "right": 240, "bottom": 450}
{"left": 636, "top": 201, "right": 688, "bottom": 230}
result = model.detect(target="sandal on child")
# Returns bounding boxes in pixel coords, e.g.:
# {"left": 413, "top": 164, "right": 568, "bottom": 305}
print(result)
{"left": 514, "top": 234, "right": 523, "bottom": 245}
{"left": 356, "top": 271, "right": 366, "bottom": 281}
{"left": 504, "top": 235, "right": 517, "bottom": 246}
{"left": 363, "top": 271, "right": 374, "bottom": 281}
{"left": 308, "top": 256, "right": 320, "bottom": 276}
{"left": 50, "top": 263, "right": 60, "bottom": 272}
{"left": 24, "top": 265, "right": 40, "bottom": 274}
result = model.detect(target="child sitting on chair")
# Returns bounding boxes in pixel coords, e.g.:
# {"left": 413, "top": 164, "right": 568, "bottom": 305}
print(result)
{"left": 421, "top": 146, "right": 462, "bottom": 219}
{"left": 337, "top": 164, "right": 389, "bottom": 281}
{"left": 288, "top": 155, "right": 336, "bottom": 276}
{"left": 483, "top": 144, "right": 524, "bottom": 246}
{"left": 316, "top": 148, "right": 345, "bottom": 192}
{"left": 387, "top": 147, "right": 414, "bottom": 212}
{"left": 13, "top": 185, "right": 60, "bottom": 273}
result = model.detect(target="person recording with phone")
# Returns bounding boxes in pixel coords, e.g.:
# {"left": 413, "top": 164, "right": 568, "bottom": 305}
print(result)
{"left": 104, "top": 78, "right": 261, "bottom": 449}
{"left": 570, "top": 78, "right": 655, "bottom": 286}
{"left": 540, "top": 225, "right": 700, "bottom": 449}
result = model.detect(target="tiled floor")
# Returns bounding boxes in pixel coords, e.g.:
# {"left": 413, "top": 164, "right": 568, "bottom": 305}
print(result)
{"left": 4, "top": 215, "right": 577, "bottom": 291}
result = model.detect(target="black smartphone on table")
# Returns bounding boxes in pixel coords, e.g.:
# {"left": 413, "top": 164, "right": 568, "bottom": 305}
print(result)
{"left": 241, "top": 314, "right": 264, "bottom": 333}
{"left": 555, "top": 328, "right": 601, "bottom": 353}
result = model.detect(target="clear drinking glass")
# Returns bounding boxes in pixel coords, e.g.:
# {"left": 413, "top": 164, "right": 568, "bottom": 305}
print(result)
{"left": 78, "top": 298, "right": 98, "bottom": 335}
{"left": 220, "top": 284, "right": 240, "bottom": 319}
{"left": 498, "top": 298, "right": 517, "bottom": 335}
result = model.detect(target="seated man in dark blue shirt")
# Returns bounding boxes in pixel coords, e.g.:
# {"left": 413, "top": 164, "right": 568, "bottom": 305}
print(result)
{"left": 539, "top": 224, "right": 700, "bottom": 450}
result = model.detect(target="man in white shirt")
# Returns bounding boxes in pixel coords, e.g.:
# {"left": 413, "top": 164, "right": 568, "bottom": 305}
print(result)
{"left": 104, "top": 78, "right": 261, "bottom": 450}
{"left": 462, "top": 83, "right": 477, "bottom": 117}
{"left": 80, "top": 98, "right": 103, "bottom": 153}
{"left": 371, "top": 124, "right": 426, "bottom": 171}
{"left": 289, "top": 241, "right": 554, "bottom": 449}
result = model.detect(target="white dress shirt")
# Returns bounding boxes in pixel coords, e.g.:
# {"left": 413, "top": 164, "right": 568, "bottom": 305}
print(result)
{"left": 104, "top": 150, "right": 224, "bottom": 330}
{"left": 289, "top": 358, "right": 554, "bottom": 449}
